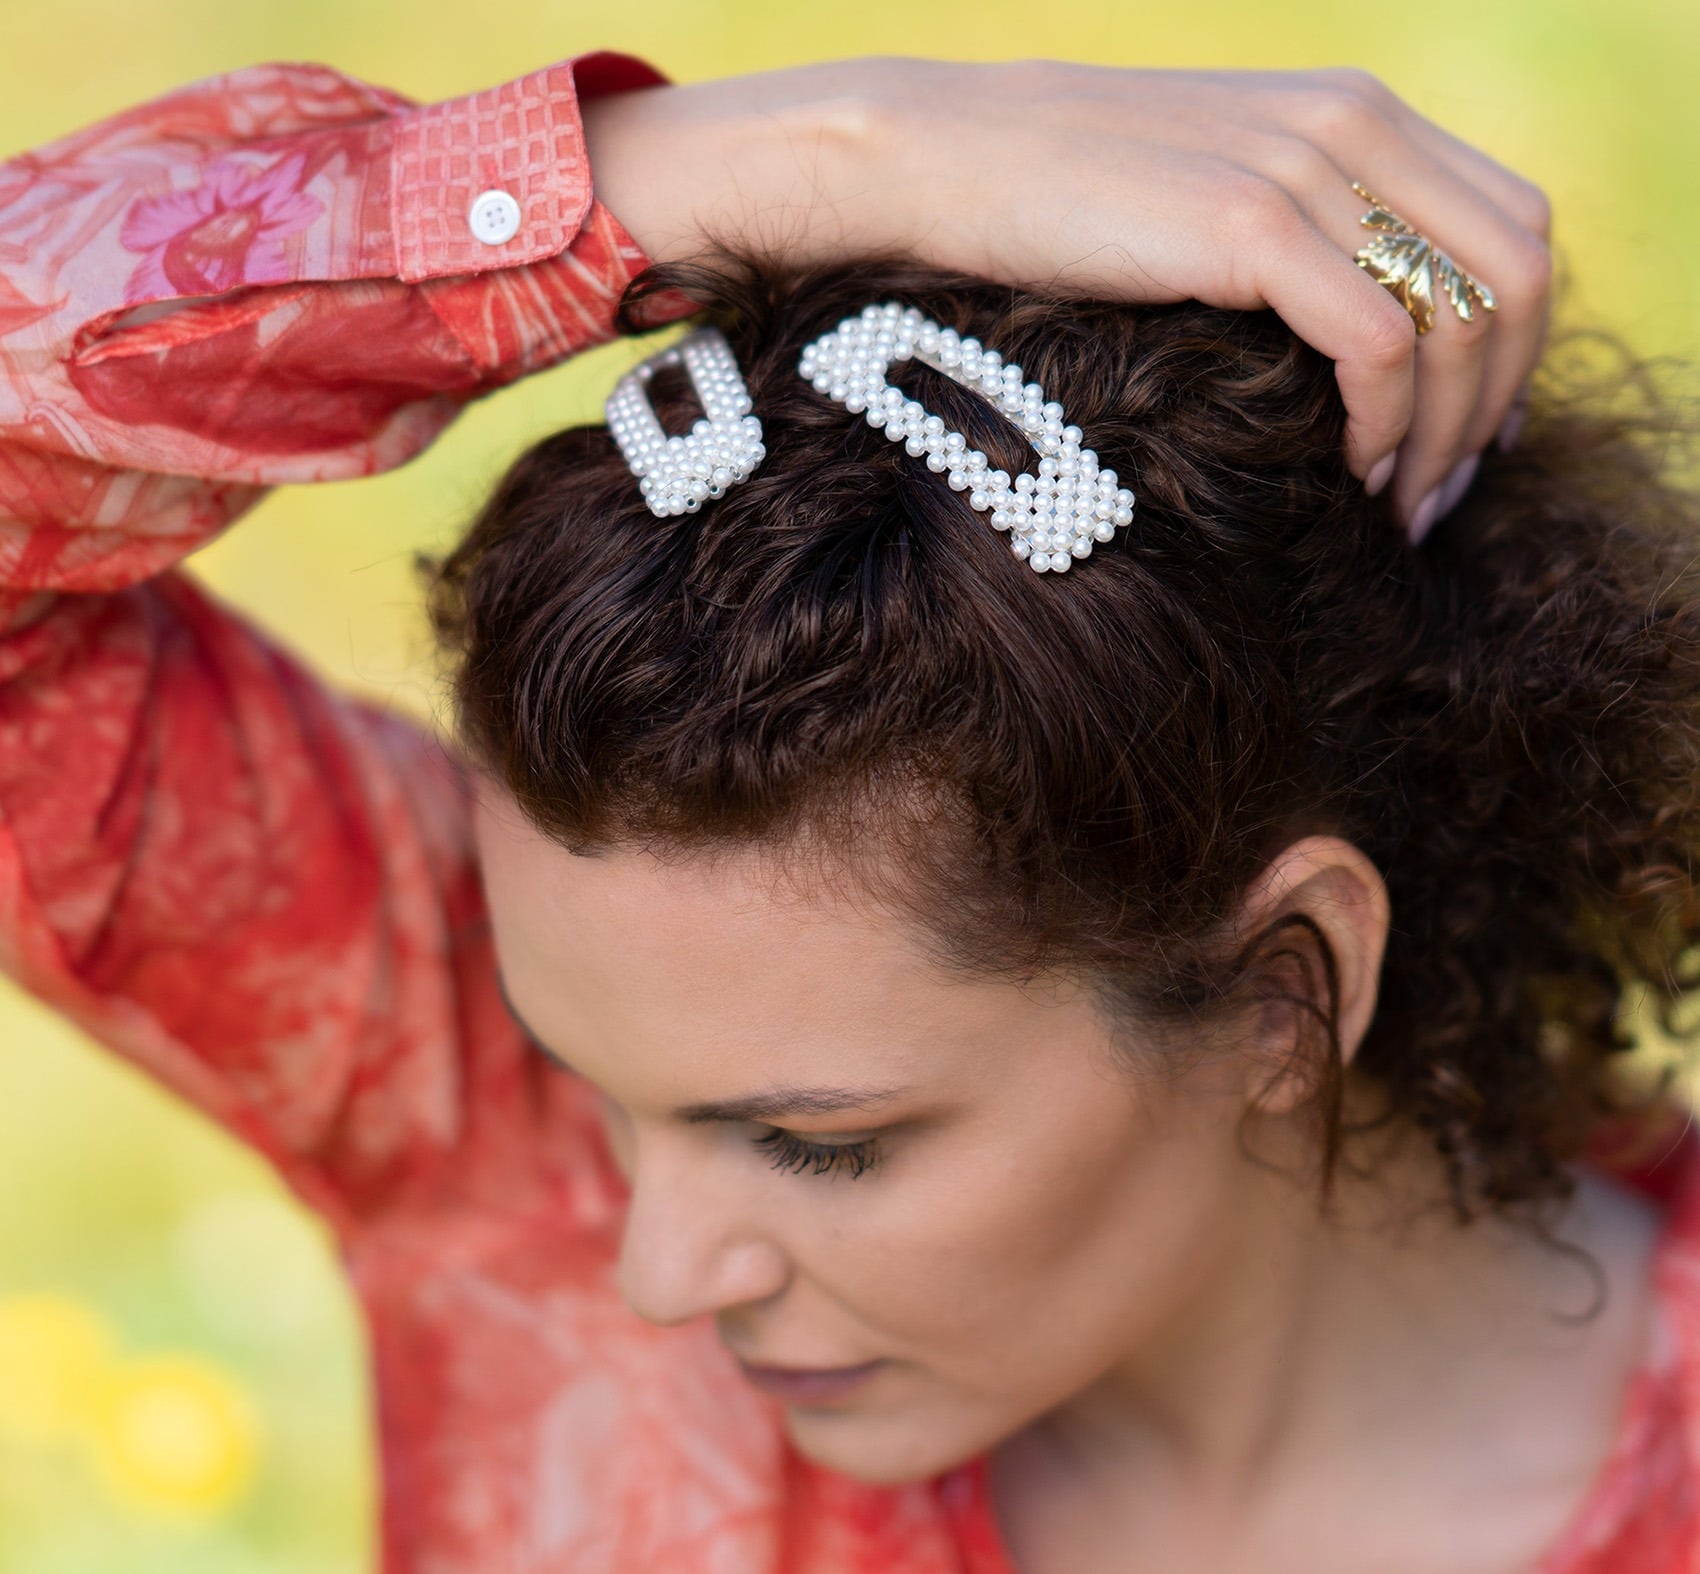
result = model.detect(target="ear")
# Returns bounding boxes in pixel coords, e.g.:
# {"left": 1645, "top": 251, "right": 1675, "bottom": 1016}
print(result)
{"left": 1230, "top": 835, "right": 1391, "bottom": 1117}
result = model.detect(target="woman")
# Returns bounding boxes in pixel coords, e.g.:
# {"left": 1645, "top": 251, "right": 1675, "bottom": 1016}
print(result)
{"left": 1, "top": 47, "right": 1691, "bottom": 1573}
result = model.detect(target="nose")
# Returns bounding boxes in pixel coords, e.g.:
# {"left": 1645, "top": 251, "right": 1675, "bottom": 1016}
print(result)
{"left": 614, "top": 1129, "right": 791, "bottom": 1327}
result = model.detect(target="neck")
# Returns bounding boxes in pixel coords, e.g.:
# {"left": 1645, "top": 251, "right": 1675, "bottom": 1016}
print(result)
{"left": 1004, "top": 1089, "right": 1659, "bottom": 1523}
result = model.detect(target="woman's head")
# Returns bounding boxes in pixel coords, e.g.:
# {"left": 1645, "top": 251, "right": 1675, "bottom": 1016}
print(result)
{"left": 425, "top": 252, "right": 1700, "bottom": 1481}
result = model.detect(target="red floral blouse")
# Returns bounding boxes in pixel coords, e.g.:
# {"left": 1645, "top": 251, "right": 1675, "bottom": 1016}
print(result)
{"left": 0, "top": 50, "right": 1696, "bottom": 1572}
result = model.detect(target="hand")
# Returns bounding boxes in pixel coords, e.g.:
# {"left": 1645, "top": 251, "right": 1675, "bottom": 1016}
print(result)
{"left": 580, "top": 58, "right": 1553, "bottom": 538}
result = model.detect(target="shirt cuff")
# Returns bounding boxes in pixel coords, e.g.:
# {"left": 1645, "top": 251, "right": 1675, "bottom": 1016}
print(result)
{"left": 389, "top": 50, "right": 671, "bottom": 285}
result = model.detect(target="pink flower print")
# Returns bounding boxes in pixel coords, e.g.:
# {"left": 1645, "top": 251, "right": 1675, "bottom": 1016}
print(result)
{"left": 0, "top": 272, "right": 67, "bottom": 340}
{"left": 119, "top": 150, "right": 323, "bottom": 305}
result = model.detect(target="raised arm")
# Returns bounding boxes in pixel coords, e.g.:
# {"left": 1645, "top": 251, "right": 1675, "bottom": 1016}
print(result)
{"left": 0, "top": 53, "right": 694, "bottom": 1233}
{"left": 576, "top": 59, "right": 1553, "bottom": 534}
{"left": 0, "top": 50, "right": 692, "bottom": 622}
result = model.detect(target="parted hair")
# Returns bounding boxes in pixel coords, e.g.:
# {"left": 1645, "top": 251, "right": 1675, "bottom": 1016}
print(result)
{"left": 421, "top": 250, "right": 1700, "bottom": 1226}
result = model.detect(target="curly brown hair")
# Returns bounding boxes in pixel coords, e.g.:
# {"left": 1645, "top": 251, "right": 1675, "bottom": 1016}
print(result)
{"left": 420, "top": 250, "right": 1700, "bottom": 1228}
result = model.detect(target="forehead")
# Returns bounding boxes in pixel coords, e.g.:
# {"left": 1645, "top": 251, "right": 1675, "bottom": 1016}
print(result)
{"left": 469, "top": 781, "right": 1099, "bottom": 1093}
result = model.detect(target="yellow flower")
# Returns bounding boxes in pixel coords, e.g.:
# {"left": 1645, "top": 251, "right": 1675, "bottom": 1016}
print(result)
{"left": 88, "top": 1353, "right": 260, "bottom": 1518}
{"left": 0, "top": 1293, "right": 118, "bottom": 1440}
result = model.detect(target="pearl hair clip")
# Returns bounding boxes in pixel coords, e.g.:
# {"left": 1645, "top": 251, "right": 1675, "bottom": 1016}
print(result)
{"left": 605, "top": 326, "right": 767, "bottom": 518}
{"left": 798, "top": 302, "right": 1136, "bottom": 572}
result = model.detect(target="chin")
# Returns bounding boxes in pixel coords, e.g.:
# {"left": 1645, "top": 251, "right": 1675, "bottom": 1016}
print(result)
{"left": 782, "top": 1406, "right": 983, "bottom": 1488}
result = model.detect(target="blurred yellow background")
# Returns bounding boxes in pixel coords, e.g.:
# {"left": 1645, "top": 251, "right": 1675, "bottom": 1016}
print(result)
{"left": 1, "top": 2, "right": 1696, "bottom": 1569}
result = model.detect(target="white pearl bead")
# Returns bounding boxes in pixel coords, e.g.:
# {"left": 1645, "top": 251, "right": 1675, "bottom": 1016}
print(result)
{"left": 794, "top": 302, "right": 1138, "bottom": 577}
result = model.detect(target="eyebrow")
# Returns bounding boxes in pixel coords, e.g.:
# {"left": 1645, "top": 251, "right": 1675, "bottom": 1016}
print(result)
{"left": 671, "top": 1084, "right": 907, "bottom": 1126}
{"left": 492, "top": 967, "right": 908, "bottom": 1124}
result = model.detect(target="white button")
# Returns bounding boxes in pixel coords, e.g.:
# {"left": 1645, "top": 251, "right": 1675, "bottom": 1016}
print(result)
{"left": 468, "top": 188, "right": 522, "bottom": 246}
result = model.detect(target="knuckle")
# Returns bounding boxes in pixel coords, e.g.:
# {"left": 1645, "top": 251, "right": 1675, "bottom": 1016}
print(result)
{"left": 1415, "top": 293, "right": 1494, "bottom": 355}
{"left": 1511, "top": 229, "right": 1554, "bottom": 294}
{"left": 1298, "top": 68, "right": 1394, "bottom": 139}
{"left": 1359, "top": 299, "right": 1419, "bottom": 372}
{"left": 1252, "top": 131, "right": 1339, "bottom": 197}
{"left": 809, "top": 91, "right": 882, "bottom": 152}
{"left": 1480, "top": 232, "right": 1552, "bottom": 320}
{"left": 1214, "top": 171, "right": 1307, "bottom": 301}
{"left": 1510, "top": 178, "right": 1553, "bottom": 242}
{"left": 1230, "top": 170, "right": 1305, "bottom": 231}
{"left": 1445, "top": 306, "right": 1496, "bottom": 349}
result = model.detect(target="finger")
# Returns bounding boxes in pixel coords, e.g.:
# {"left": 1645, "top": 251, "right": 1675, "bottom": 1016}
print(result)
{"left": 1366, "top": 116, "right": 1557, "bottom": 455}
{"left": 1240, "top": 132, "right": 1494, "bottom": 517}
{"left": 1306, "top": 167, "right": 1537, "bottom": 522}
{"left": 1349, "top": 177, "right": 1544, "bottom": 522}
{"left": 1032, "top": 159, "right": 1420, "bottom": 482}
{"left": 1263, "top": 77, "right": 1551, "bottom": 503}
{"left": 1334, "top": 186, "right": 1497, "bottom": 526}
{"left": 1376, "top": 92, "right": 1553, "bottom": 245}
{"left": 1282, "top": 70, "right": 1554, "bottom": 244}
{"left": 1224, "top": 178, "right": 1420, "bottom": 481}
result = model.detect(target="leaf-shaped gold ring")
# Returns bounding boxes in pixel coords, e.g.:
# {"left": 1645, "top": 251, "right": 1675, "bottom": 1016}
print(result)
{"left": 1350, "top": 181, "right": 1497, "bottom": 336}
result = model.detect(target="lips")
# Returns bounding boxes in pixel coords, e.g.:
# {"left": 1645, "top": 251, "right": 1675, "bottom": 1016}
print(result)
{"left": 733, "top": 1357, "right": 885, "bottom": 1405}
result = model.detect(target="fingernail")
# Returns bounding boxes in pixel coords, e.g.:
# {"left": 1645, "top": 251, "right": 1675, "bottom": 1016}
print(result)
{"left": 1496, "top": 402, "right": 1527, "bottom": 453}
{"left": 1435, "top": 451, "right": 1481, "bottom": 520}
{"left": 1408, "top": 486, "right": 1441, "bottom": 545}
{"left": 1365, "top": 452, "right": 1397, "bottom": 497}
{"left": 1409, "top": 451, "right": 1482, "bottom": 546}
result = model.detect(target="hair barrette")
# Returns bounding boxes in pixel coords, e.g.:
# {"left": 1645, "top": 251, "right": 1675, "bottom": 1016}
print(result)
{"left": 605, "top": 326, "right": 767, "bottom": 518}
{"left": 798, "top": 302, "right": 1136, "bottom": 573}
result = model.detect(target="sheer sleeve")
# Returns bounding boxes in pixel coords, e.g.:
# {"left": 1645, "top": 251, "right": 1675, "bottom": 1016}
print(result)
{"left": 0, "top": 53, "right": 690, "bottom": 1232}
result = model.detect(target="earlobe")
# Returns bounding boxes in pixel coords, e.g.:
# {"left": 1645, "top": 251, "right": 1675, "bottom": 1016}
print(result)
{"left": 1233, "top": 835, "right": 1392, "bottom": 1108}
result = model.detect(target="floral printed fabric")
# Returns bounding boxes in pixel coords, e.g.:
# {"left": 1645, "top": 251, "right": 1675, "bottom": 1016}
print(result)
{"left": 0, "top": 52, "right": 1698, "bottom": 1572}
{"left": 118, "top": 148, "right": 326, "bottom": 299}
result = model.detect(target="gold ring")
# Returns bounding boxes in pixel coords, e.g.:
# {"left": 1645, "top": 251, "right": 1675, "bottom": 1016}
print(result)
{"left": 1350, "top": 180, "right": 1497, "bottom": 336}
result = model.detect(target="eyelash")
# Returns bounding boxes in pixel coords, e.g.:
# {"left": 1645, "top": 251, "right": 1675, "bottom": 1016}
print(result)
{"left": 752, "top": 1127, "right": 885, "bottom": 1181}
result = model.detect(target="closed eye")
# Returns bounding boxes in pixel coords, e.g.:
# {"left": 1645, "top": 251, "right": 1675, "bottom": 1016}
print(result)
{"left": 752, "top": 1127, "right": 884, "bottom": 1180}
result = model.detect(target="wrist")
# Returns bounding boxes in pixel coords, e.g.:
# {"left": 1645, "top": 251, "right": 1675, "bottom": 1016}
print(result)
{"left": 579, "top": 63, "right": 891, "bottom": 269}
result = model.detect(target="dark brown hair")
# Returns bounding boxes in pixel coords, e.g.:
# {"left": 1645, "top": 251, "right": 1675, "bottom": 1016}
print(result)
{"left": 421, "top": 250, "right": 1700, "bottom": 1226}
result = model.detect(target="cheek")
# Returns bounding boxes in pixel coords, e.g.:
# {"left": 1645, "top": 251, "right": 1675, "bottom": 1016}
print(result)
{"left": 805, "top": 1075, "right": 1245, "bottom": 1385}
{"left": 771, "top": 1076, "right": 1250, "bottom": 1486}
